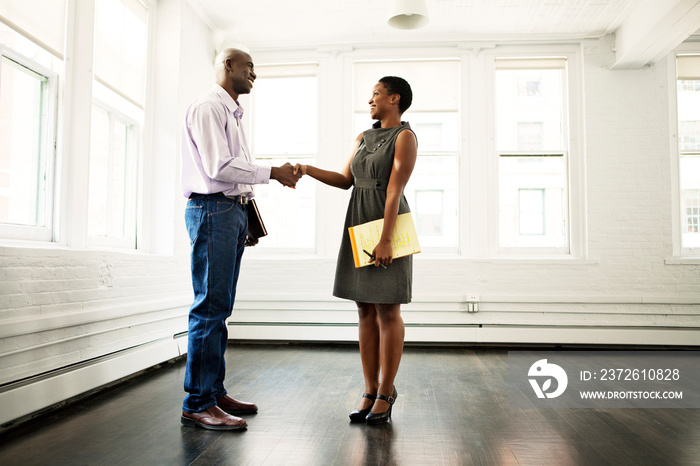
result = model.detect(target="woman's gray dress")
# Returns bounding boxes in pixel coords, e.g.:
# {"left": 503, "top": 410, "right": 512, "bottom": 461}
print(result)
{"left": 332, "top": 121, "right": 414, "bottom": 304}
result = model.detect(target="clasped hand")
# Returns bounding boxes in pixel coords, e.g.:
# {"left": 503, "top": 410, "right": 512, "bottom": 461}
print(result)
{"left": 292, "top": 164, "right": 307, "bottom": 177}
{"left": 271, "top": 163, "right": 303, "bottom": 188}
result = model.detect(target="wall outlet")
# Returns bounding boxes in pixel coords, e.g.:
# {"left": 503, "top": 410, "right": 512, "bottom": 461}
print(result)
{"left": 465, "top": 294, "right": 480, "bottom": 303}
{"left": 465, "top": 294, "right": 480, "bottom": 313}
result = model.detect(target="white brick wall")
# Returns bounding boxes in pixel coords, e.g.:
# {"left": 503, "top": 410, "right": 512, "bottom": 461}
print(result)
{"left": 0, "top": 246, "right": 191, "bottom": 384}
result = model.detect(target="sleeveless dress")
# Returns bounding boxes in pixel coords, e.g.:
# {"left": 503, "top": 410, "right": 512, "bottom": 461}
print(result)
{"left": 333, "top": 121, "right": 414, "bottom": 304}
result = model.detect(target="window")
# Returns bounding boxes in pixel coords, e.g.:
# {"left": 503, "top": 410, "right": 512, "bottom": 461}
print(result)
{"left": 495, "top": 58, "right": 569, "bottom": 252}
{"left": 250, "top": 64, "right": 318, "bottom": 250}
{"left": 677, "top": 57, "right": 700, "bottom": 252}
{"left": 93, "top": 0, "right": 149, "bottom": 106}
{"left": 676, "top": 55, "right": 700, "bottom": 253}
{"left": 353, "top": 60, "right": 460, "bottom": 250}
{"left": 0, "top": 56, "right": 50, "bottom": 228}
{"left": 89, "top": 0, "right": 148, "bottom": 248}
{"left": 0, "top": 30, "right": 59, "bottom": 242}
{"left": 87, "top": 103, "right": 137, "bottom": 247}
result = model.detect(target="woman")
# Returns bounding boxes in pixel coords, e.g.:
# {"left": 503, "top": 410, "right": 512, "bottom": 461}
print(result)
{"left": 295, "top": 76, "right": 417, "bottom": 424}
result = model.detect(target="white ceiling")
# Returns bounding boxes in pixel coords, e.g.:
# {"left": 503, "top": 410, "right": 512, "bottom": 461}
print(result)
{"left": 188, "top": 0, "right": 638, "bottom": 50}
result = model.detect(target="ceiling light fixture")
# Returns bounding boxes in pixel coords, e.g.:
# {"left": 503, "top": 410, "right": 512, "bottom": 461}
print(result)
{"left": 388, "top": 0, "right": 430, "bottom": 30}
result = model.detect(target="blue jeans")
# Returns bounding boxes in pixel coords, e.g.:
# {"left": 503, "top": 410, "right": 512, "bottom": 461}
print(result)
{"left": 183, "top": 196, "right": 248, "bottom": 413}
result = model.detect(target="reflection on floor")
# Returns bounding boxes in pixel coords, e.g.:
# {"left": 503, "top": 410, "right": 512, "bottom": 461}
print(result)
{"left": 1, "top": 344, "right": 699, "bottom": 465}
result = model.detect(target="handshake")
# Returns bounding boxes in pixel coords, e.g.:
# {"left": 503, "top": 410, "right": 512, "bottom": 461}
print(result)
{"left": 270, "top": 163, "right": 308, "bottom": 188}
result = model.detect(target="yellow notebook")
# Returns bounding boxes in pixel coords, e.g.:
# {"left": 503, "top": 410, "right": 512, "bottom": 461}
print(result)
{"left": 348, "top": 213, "right": 421, "bottom": 268}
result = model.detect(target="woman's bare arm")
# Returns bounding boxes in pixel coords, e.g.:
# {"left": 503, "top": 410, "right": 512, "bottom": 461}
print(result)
{"left": 294, "top": 133, "right": 362, "bottom": 190}
{"left": 372, "top": 129, "right": 418, "bottom": 267}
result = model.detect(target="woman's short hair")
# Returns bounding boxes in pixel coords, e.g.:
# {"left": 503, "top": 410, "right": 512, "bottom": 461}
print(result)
{"left": 379, "top": 76, "right": 413, "bottom": 114}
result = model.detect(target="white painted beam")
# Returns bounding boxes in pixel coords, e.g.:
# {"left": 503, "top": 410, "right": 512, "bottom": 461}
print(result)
{"left": 612, "top": 0, "right": 700, "bottom": 69}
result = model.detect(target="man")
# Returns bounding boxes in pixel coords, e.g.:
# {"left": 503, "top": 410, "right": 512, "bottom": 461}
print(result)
{"left": 180, "top": 48, "right": 300, "bottom": 431}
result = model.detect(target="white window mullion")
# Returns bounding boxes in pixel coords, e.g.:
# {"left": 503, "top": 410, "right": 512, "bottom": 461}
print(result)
{"left": 60, "top": 0, "right": 95, "bottom": 248}
{"left": 106, "top": 113, "right": 115, "bottom": 236}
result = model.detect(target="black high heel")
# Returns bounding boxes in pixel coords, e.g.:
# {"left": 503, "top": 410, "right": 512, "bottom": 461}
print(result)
{"left": 365, "top": 386, "right": 397, "bottom": 424}
{"left": 349, "top": 393, "right": 377, "bottom": 422}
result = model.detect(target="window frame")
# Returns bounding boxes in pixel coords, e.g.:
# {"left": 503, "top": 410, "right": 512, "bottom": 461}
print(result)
{"left": 247, "top": 45, "right": 586, "bottom": 261}
{"left": 671, "top": 46, "right": 700, "bottom": 257}
{"left": 246, "top": 63, "right": 320, "bottom": 254}
{"left": 0, "top": 45, "right": 59, "bottom": 242}
{"left": 351, "top": 58, "right": 462, "bottom": 254}
{"left": 484, "top": 46, "right": 586, "bottom": 258}
{"left": 84, "top": 0, "right": 152, "bottom": 251}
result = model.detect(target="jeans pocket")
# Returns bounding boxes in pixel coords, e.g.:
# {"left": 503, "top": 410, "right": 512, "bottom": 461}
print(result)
{"left": 185, "top": 205, "right": 204, "bottom": 246}
{"left": 212, "top": 200, "right": 235, "bottom": 216}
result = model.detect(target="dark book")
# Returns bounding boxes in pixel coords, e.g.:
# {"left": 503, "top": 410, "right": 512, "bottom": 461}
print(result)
{"left": 247, "top": 198, "right": 267, "bottom": 240}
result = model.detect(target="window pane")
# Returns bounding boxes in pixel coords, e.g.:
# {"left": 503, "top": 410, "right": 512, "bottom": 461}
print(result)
{"left": 414, "top": 190, "right": 443, "bottom": 235}
{"left": 678, "top": 76, "right": 700, "bottom": 153}
{"left": 352, "top": 113, "right": 461, "bottom": 248}
{"left": 517, "top": 122, "right": 544, "bottom": 151}
{"left": 88, "top": 105, "right": 136, "bottom": 242}
{"left": 88, "top": 106, "right": 110, "bottom": 236}
{"left": 496, "top": 68, "right": 565, "bottom": 152}
{"left": 0, "top": 56, "right": 49, "bottom": 227}
{"left": 496, "top": 59, "right": 569, "bottom": 251}
{"left": 110, "top": 120, "right": 129, "bottom": 236}
{"left": 499, "top": 156, "right": 567, "bottom": 248}
{"left": 354, "top": 112, "right": 460, "bottom": 153}
{"left": 677, "top": 57, "right": 700, "bottom": 252}
{"left": 519, "top": 189, "right": 544, "bottom": 235}
{"left": 94, "top": 0, "right": 148, "bottom": 104}
{"left": 679, "top": 120, "right": 700, "bottom": 151}
{"left": 251, "top": 71, "right": 317, "bottom": 249}
{"left": 252, "top": 159, "right": 316, "bottom": 249}
{"left": 252, "top": 76, "right": 317, "bottom": 155}
{"left": 680, "top": 156, "right": 700, "bottom": 249}
{"left": 353, "top": 60, "right": 460, "bottom": 112}
{"left": 353, "top": 61, "right": 461, "bottom": 250}
{"left": 683, "top": 189, "right": 700, "bottom": 233}
{"left": 404, "top": 155, "right": 459, "bottom": 248}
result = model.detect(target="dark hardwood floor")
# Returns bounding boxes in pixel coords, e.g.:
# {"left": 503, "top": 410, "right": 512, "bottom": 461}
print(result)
{"left": 1, "top": 344, "right": 699, "bottom": 465}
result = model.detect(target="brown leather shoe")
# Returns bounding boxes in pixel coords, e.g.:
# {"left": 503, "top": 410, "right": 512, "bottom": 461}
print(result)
{"left": 217, "top": 395, "right": 258, "bottom": 415}
{"left": 181, "top": 406, "right": 247, "bottom": 431}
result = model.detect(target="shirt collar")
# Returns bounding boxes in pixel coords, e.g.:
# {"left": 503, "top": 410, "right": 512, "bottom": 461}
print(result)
{"left": 212, "top": 84, "right": 243, "bottom": 117}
